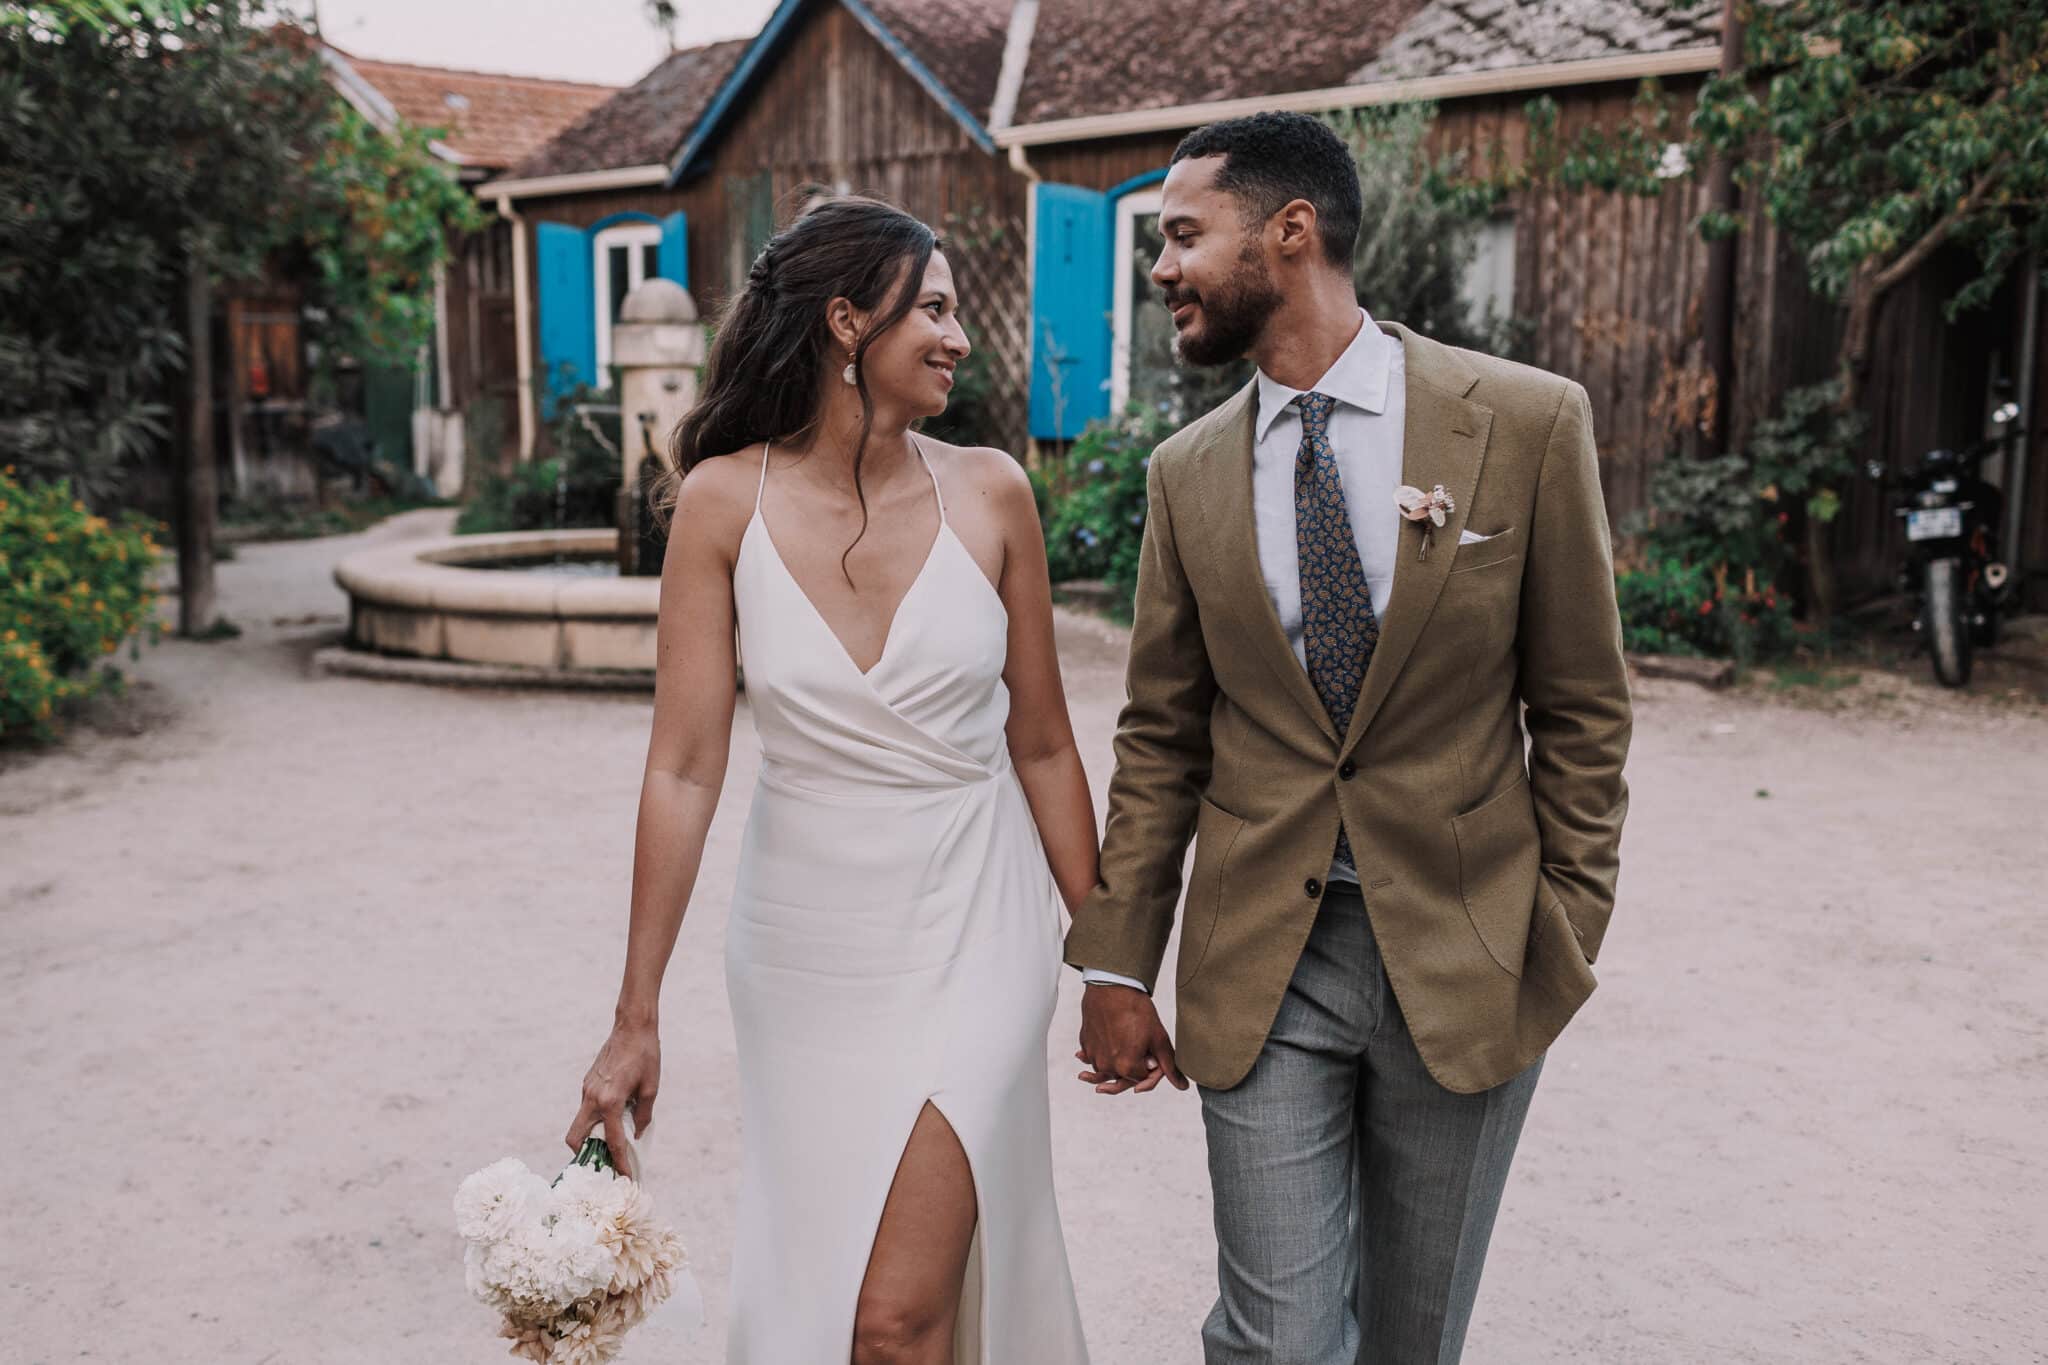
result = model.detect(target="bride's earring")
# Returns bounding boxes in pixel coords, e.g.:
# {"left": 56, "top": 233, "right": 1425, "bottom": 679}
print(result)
{"left": 841, "top": 352, "right": 858, "bottom": 386}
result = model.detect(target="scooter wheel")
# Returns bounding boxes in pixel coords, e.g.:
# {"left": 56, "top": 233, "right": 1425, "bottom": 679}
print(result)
{"left": 1924, "top": 557, "right": 1973, "bottom": 687}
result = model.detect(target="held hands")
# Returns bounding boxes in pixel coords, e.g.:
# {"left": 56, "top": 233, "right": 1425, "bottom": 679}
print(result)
{"left": 565, "top": 1019, "right": 662, "bottom": 1178}
{"left": 1075, "top": 983, "right": 1188, "bottom": 1095}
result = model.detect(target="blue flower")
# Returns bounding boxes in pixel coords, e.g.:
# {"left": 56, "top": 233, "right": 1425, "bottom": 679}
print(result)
{"left": 1086, "top": 459, "right": 1105, "bottom": 475}
{"left": 1076, "top": 527, "right": 1100, "bottom": 548}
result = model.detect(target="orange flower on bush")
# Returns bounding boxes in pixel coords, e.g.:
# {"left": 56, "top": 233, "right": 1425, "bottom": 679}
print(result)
{"left": 1, "top": 471, "right": 157, "bottom": 741}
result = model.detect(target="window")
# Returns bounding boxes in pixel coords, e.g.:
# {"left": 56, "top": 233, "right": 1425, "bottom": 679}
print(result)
{"left": 593, "top": 221, "right": 663, "bottom": 387}
{"left": 1110, "top": 188, "right": 1163, "bottom": 415}
{"left": 1111, "top": 186, "right": 1254, "bottom": 424}
{"left": 1461, "top": 216, "right": 1517, "bottom": 336}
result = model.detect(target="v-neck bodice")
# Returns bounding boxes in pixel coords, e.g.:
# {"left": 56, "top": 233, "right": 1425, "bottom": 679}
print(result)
{"left": 733, "top": 441, "right": 1012, "bottom": 796}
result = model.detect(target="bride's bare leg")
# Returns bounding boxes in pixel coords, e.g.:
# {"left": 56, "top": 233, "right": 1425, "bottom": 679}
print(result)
{"left": 852, "top": 1101, "right": 978, "bottom": 1365}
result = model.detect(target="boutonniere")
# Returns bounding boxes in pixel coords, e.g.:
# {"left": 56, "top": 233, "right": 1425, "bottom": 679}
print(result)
{"left": 1395, "top": 484, "right": 1456, "bottom": 560}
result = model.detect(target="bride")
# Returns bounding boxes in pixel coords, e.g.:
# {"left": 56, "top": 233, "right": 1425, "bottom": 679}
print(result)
{"left": 564, "top": 196, "right": 1095, "bottom": 1365}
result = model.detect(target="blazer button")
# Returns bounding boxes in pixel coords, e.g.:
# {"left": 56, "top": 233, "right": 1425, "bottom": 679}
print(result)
{"left": 1304, "top": 877, "right": 1321, "bottom": 899}
{"left": 1339, "top": 761, "right": 1356, "bottom": 780}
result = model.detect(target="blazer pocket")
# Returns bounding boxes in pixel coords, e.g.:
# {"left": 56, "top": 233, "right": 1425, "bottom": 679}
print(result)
{"left": 1450, "top": 774, "right": 1542, "bottom": 978}
{"left": 1175, "top": 797, "right": 1245, "bottom": 988}
{"left": 1448, "top": 526, "right": 1520, "bottom": 574}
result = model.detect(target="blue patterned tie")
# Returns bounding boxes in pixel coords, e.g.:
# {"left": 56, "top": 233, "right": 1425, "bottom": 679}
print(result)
{"left": 1293, "top": 391, "right": 1378, "bottom": 871}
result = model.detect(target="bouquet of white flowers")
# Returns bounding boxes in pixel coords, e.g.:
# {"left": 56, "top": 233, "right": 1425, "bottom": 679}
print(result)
{"left": 455, "top": 1134, "right": 701, "bottom": 1364}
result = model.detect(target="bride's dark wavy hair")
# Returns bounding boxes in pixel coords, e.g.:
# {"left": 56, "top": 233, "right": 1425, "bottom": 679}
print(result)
{"left": 655, "top": 196, "right": 940, "bottom": 571}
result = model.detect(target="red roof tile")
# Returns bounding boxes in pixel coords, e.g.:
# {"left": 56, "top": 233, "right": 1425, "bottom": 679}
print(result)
{"left": 338, "top": 52, "right": 620, "bottom": 171}
{"left": 1009, "top": 0, "right": 1433, "bottom": 127}
{"left": 1351, "top": 0, "right": 1723, "bottom": 81}
{"left": 863, "top": 0, "right": 1014, "bottom": 127}
{"left": 508, "top": 38, "right": 752, "bottom": 180}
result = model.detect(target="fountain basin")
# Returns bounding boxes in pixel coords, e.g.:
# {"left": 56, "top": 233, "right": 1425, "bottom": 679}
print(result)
{"left": 334, "top": 529, "right": 659, "bottom": 674}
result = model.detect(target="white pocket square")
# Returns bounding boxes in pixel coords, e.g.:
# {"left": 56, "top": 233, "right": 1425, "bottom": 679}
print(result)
{"left": 1458, "top": 527, "right": 1505, "bottom": 545}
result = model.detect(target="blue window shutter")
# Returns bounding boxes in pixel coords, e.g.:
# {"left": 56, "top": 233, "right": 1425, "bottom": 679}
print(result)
{"left": 536, "top": 221, "right": 596, "bottom": 412}
{"left": 658, "top": 211, "right": 689, "bottom": 290}
{"left": 1029, "top": 183, "right": 1112, "bottom": 440}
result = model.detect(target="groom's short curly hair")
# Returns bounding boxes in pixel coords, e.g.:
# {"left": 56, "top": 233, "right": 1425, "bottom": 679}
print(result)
{"left": 1171, "top": 112, "right": 1361, "bottom": 271}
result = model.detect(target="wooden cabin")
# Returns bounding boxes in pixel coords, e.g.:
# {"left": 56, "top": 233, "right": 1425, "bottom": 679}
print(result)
{"left": 485, "top": 0, "right": 2046, "bottom": 605}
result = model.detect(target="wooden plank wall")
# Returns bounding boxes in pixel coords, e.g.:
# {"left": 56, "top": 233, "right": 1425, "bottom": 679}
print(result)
{"left": 503, "top": 38, "right": 2033, "bottom": 593}
{"left": 2024, "top": 307, "right": 2048, "bottom": 609}
{"left": 1431, "top": 84, "right": 1737, "bottom": 533}
{"left": 514, "top": 3, "right": 1033, "bottom": 454}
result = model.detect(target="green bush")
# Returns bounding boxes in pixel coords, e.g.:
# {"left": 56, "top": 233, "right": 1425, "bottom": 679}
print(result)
{"left": 457, "top": 387, "right": 621, "bottom": 535}
{"left": 1330, "top": 102, "right": 1524, "bottom": 358}
{"left": 1615, "top": 382, "right": 1861, "bottom": 665}
{"left": 0, "top": 468, "right": 162, "bottom": 741}
{"left": 1039, "top": 405, "right": 1178, "bottom": 615}
{"left": 1615, "top": 551, "right": 1797, "bottom": 664}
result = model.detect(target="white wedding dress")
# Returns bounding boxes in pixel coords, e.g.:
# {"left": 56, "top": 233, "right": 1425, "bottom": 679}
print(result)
{"left": 721, "top": 442, "right": 1090, "bottom": 1363}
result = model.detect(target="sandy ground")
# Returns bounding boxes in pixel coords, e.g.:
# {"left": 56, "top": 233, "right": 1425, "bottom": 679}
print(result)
{"left": 4, "top": 510, "right": 2046, "bottom": 1365}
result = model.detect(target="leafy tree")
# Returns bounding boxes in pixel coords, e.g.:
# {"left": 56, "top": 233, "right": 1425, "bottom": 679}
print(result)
{"left": 3, "top": 1, "right": 486, "bottom": 635}
{"left": 1329, "top": 102, "right": 1523, "bottom": 357}
{"left": 0, "top": 2, "right": 329, "bottom": 498}
{"left": 1458, "top": 1, "right": 2048, "bottom": 616}
{"left": 299, "top": 103, "right": 485, "bottom": 395}
{"left": 1, "top": 0, "right": 197, "bottom": 34}
{"left": 1691, "top": 0, "right": 2048, "bottom": 405}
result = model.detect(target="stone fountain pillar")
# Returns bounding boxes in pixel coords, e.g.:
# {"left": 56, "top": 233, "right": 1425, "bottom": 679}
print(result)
{"left": 611, "top": 279, "right": 706, "bottom": 575}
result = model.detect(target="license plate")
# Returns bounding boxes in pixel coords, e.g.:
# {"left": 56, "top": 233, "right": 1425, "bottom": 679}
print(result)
{"left": 1907, "top": 507, "right": 1963, "bottom": 541}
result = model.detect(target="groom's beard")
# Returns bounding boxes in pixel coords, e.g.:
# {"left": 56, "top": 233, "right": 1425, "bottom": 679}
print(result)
{"left": 1166, "top": 243, "right": 1283, "bottom": 368}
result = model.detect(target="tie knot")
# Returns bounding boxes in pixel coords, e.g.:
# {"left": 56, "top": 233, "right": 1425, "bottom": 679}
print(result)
{"left": 1295, "top": 391, "right": 1336, "bottom": 433}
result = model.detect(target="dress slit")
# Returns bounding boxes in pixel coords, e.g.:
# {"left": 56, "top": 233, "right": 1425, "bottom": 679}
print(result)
{"left": 847, "top": 1096, "right": 991, "bottom": 1364}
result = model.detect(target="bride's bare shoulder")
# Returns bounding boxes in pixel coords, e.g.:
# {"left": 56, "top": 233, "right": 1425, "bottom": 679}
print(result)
{"left": 671, "top": 444, "right": 768, "bottom": 549}
{"left": 922, "top": 437, "right": 1036, "bottom": 518}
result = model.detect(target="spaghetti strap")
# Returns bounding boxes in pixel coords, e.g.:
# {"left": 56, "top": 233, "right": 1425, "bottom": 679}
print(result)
{"left": 911, "top": 435, "right": 947, "bottom": 525}
{"left": 754, "top": 441, "right": 772, "bottom": 512}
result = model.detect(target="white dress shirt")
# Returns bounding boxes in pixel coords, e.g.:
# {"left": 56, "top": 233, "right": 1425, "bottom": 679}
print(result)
{"left": 1084, "top": 311, "right": 1406, "bottom": 993}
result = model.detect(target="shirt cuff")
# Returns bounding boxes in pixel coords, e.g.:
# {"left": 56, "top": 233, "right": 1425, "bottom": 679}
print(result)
{"left": 1080, "top": 967, "right": 1150, "bottom": 994}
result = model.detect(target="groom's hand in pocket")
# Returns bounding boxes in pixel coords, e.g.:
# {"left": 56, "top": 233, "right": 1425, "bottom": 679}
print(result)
{"left": 1077, "top": 985, "right": 1188, "bottom": 1095}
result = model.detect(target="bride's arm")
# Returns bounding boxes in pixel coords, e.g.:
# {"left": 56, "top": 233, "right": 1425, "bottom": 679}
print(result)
{"left": 987, "top": 451, "right": 1099, "bottom": 916}
{"left": 566, "top": 462, "right": 745, "bottom": 1160}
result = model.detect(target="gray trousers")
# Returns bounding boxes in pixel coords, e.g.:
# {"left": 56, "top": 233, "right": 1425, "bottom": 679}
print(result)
{"left": 1198, "top": 883, "right": 1541, "bottom": 1365}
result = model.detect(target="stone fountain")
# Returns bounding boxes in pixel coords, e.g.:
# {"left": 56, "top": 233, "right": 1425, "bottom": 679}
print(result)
{"left": 332, "top": 280, "right": 705, "bottom": 681}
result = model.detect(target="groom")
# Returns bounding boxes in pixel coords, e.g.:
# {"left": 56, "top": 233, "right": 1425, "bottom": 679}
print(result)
{"left": 1069, "top": 112, "right": 1632, "bottom": 1363}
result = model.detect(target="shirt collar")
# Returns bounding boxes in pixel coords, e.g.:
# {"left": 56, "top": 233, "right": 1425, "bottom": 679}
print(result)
{"left": 1253, "top": 308, "right": 1394, "bottom": 443}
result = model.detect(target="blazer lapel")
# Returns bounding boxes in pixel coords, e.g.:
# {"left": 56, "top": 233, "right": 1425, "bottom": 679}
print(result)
{"left": 1343, "top": 325, "right": 1494, "bottom": 754}
{"left": 1194, "top": 381, "right": 1338, "bottom": 745}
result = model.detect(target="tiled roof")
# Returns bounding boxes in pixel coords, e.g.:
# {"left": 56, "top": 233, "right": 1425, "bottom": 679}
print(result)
{"left": 1007, "top": 0, "right": 1432, "bottom": 127}
{"left": 338, "top": 53, "right": 620, "bottom": 172}
{"left": 509, "top": 39, "right": 751, "bottom": 180}
{"left": 862, "top": 0, "right": 1014, "bottom": 127}
{"left": 1351, "top": 0, "right": 1722, "bottom": 81}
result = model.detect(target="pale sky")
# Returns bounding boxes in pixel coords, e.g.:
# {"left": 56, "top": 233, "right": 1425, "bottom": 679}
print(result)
{"left": 312, "top": 0, "right": 780, "bottom": 85}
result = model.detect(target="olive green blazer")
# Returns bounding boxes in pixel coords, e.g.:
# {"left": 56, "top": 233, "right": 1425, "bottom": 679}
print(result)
{"left": 1065, "top": 323, "right": 1633, "bottom": 1094}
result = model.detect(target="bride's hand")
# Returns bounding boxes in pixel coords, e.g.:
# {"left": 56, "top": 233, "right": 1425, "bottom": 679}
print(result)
{"left": 565, "top": 1021, "right": 661, "bottom": 1169}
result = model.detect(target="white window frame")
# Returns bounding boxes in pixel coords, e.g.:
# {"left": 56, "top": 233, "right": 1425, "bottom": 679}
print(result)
{"left": 593, "top": 221, "right": 663, "bottom": 387}
{"left": 1109, "top": 186, "right": 1164, "bottom": 415}
{"left": 1461, "top": 214, "right": 1518, "bottom": 334}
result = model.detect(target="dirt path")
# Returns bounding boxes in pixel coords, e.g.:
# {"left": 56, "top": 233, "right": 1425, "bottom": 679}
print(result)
{"left": 3, "top": 514, "right": 2044, "bottom": 1364}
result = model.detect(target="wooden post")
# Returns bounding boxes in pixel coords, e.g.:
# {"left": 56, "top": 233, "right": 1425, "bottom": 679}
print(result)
{"left": 176, "top": 254, "right": 219, "bottom": 637}
{"left": 1698, "top": 0, "right": 1745, "bottom": 454}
